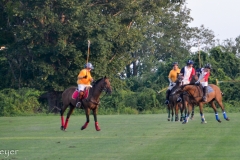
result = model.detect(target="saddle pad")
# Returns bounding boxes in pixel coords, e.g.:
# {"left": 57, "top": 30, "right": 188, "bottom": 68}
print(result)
{"left": 207, "top": 86, "right": 214, "bottom": 93}
{"left": 72, "top": 90, "right": 79, "bottom": 99}
{"left": 71, "top": 88, "right": 90, "bottom": 100}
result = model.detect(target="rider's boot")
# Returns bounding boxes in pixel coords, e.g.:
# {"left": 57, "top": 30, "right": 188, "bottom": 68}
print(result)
{"left": 203, "top": 86, "right": 208, "bottom": 102}
{"left": 76, "top": 91, "right": 84, "bottom": 108}
{"left": 164, "top": 89, "right": 171, "bottom": 105}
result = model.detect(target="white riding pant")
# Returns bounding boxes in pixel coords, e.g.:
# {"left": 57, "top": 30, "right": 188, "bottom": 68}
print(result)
{"left": 168, "top": 83, "right": 176, "bottom": 90}
{"left": 201, "top": 82, "right": 208, "bottom": 87}
{"left": 77, "top": 84, "right": 92, "bottom": 91}
{"left": 182, "top": 80, "right": 190, "bottom": 85}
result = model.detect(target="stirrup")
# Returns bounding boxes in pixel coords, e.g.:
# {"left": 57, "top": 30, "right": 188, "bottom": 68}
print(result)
{"left": 76, "top": 102, "right": 81, "bottom": 108}
{"left": 165, "top": 100, "right": 169, "bottom": 105}
{"left": 177, "top": 97, "right": 182, "bottom": 102}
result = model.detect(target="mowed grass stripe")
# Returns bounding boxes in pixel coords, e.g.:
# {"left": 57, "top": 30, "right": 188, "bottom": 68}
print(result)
{"left": 0, "top": 136, "right": 170, "bottom": 140}
{"left": 0, "top": 114, "right": 239, "bottom": 160}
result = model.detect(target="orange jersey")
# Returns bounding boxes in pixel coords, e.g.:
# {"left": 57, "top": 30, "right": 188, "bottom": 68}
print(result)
{"left": 168, "top": 69, "right": 180, "bottom": 82}
{"left": 77, "top": 69, "right": 93, "bottom": 85}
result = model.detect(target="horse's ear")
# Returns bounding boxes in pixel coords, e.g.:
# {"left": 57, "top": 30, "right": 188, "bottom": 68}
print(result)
{"left": 104, "top": 76, "right": 107, "bottom": 79}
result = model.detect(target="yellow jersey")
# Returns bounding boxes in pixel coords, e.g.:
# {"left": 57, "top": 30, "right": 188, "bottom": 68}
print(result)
{"left": 168, "top": 69, "right": 180, "bottom": 82}
{"left": 77, "top": 69, "right": 93, "bottom": 85}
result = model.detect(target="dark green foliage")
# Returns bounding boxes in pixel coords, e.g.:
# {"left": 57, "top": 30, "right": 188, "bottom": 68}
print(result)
{"left": 0, "top": 1, "right": 240, "bottom": 115}
{"left": 0, "top": 88, "right": 43, "bottom": 116}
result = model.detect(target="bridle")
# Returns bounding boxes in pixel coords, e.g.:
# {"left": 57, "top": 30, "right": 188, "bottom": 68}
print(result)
{"left": 87, "top": 79, "right": 112, "bottom": 105}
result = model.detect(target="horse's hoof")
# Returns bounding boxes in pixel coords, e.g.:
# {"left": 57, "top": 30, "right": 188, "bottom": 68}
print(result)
{"left": 226, "top": 118, "right": 230, "bottom": 121}
{"left": 95, "top": 122, "right": 101, "bottom": 131}
{"left": 217, "top": 120, "right": 222, "bottom": 123}
{"left": 81, "top": 126, "right": 85, "bottom": 130}
{"left": 182, "top": 121, "right": 187, "bottom": 124}
{"left": 201, "top": 121, "right": 207, "bottom": 124}
{"left": 167, "top": 118, "right": 170, "bottom": 121}
{"left": 81, "top": 122, "right": 89, "bottom": 130}
{"left": 60, "top": 126, "right": 65, "bottom": 131}
{"left": 190, "top": 117, "right": 194, "bottom": 120}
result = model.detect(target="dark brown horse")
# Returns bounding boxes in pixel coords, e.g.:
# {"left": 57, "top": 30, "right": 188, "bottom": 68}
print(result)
{"left": 168, "top": 75, "right": 183, "bottom": 121}
{"left": 168, "top": 75, "right": 195, "bottom": 122}
{"left": 173, "top": 75, "right": 230, "bottom": 124}
{"left": 60, "top": 76, "right": 112, "bottom": 131}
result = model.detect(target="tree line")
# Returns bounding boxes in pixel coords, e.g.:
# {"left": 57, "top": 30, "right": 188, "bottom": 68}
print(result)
{"left": 0, "top": 0, "right": 240, "bottom": 115}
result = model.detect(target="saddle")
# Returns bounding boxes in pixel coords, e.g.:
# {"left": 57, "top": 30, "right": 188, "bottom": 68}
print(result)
{"left": 72, "top": 87, "right": 90, "bottom": 100}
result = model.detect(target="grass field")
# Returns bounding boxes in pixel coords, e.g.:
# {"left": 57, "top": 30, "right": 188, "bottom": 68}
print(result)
{"left": 0, "top": 113, "right": 239, "bottom": 160}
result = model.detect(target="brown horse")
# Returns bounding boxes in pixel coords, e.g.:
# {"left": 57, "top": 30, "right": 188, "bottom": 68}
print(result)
{"left": 60, "top": 76, "right": 112, "bottom": 131}
{"left": 168, "top": 75, "right": 184, "bottom": 121}
{"left": 178, "top": 75, "right": 197, "bottom": 120}
{"left": 168, "top": 75, "right": 195, "bottom": 122}
{"left": 173, "top": 75, "right": 229, "bottom": 124}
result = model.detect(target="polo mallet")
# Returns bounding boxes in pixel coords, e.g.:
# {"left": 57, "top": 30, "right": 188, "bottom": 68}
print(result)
{"left": 157, "top": 87, "right": 168, "bottom": 94}
{"left": 87, "top": 40, "right": 90, "bottom": 65}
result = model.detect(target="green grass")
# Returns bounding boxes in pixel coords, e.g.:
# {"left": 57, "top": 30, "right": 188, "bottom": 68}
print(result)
{"left": 0, "top": 113, "right": 239, "bottom": 160}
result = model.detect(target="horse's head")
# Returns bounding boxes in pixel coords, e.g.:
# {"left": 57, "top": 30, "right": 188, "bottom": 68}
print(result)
{"left": 92, "top": 76, "right": 112, "bottom": 94}
{"left": 170, "top": 84, "right": 185, "bottom": 96}
{"left": 102, "top": 76, "right": 112, "bottom": 94}
{"left": 190, "top": 75, "right": 198, "bottom": 84}
{"left": 175, "top": 74, "right": 183, "bottom": 85}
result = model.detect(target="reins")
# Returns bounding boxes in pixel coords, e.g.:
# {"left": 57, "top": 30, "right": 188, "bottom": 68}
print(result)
{"left": 85, "top": 79, "right": 109, "bottom": 106}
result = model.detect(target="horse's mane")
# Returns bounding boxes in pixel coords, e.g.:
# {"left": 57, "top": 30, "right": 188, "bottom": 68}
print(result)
{"left": 92, "top": 77, "right": 104, "bottom": 87}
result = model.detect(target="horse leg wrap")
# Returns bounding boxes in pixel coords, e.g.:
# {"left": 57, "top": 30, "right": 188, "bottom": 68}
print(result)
{"left": 184, "top": 116, "right": 189, "bottom": 123}
{"left": 95, "top": 122, "right": 101, "bottom": 131}
{"left": 64, "top": 118, "right": 69, "bottom": 129}
{"left": 200, "top": 114, "right": 205, "bottom": 122}
{"left": 215, "top": 113, "right": 219, "bottom": 121}
{"left": 81, "top": 122, "right": 89, "bottom": 130}
{"left": 223, "top": 112, "right": 227, "bottom": 119}
{"left": 61, "top": 116, "right": 65, "bottom": 127}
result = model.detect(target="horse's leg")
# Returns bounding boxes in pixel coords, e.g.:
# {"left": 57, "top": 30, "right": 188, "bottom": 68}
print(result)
{"left": 199, "top": 103, "right": 207, "bottom": 124}
{"left": 63, "top": 105, "right": 74, "bottom": 130}
{"left": 81, "top": 108, "right": 90, "bottom": 130}
{"left": 216, "top": 99, "right": 230, "bottom": 121}
{"left": 175, "top": 103, "right": 179, "bottom": 121}
{"left": 182, "top": 103, "right": 191, "bottom": 124}
{"left": 171, "top": 106, "right": 174, "bottom": 122}
{"left": 183, "top": 101, "right": 188, "bottom": 121}
{"left": 167, "top": 105, "right": 171, "bottom": 121}
{"left": 93, "top": 108, "right": 101, "bottom": 131}
{"left": 210, "top": 100, "right": 221, "bottom": 123}
{"left": 180, "top": 103, "right": 184, "bottom": 122}
{"left": 60, "top": 104, "right": 68, "bottom": 130}
{"left": 190, "top": 105, "right": 194, "bottom": 120}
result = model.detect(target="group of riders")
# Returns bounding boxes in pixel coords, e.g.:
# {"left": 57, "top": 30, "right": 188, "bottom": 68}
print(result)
{"left": 165, "top": 60, "right": 212, "bottom": 105}
{"left": 75, "top": 60, "right": 212, "bottom": 108}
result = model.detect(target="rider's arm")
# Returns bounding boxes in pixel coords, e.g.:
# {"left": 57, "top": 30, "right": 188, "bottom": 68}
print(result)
{"left": 88, "top": 73, "right": 93, "bottom": 82}
{"left": 78, "top": 69, "right": 87, "bottom": 79}
{"left": 179, "top": 67, "right": 184, "bottom": 76}
{"left": 192, "top": 68, "right": 196, "bottom": 75}
{"left": 196, "top": 69, "right": 206, "bottom": 83}
{"left": 168, "top": 78, "right": 172, "bottom": 83}
{"left": 168, "top": 71, "right": 173, "bottom": 83}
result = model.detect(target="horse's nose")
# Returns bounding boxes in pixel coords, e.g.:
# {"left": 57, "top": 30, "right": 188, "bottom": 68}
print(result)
{"left": 108, "top": 88, "right": 112, "bottom": 94}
